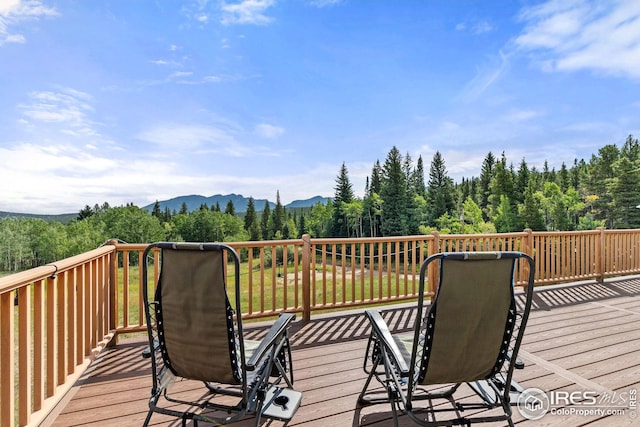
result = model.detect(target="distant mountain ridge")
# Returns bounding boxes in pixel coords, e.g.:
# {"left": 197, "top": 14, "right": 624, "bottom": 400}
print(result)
{"left": 0, "top": 195, "right": 331, "bottom": 223}
{"left": 142, "top": 194, "right": 331, "bottom": 214}
{"left": 0, "top": 211, "right": 77, "bottom": 224}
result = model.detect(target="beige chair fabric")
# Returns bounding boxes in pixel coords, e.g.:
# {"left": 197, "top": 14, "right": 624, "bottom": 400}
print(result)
{"left": 159, "top": 248, "right": 239, "bottom": 383}
{"left": 422, "top": 256, "right": 513, "bottom": 384}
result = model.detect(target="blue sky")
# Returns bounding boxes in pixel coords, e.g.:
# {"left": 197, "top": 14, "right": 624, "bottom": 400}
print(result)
{"left": 1, "top": 0, "right": 639, "bottom": 214}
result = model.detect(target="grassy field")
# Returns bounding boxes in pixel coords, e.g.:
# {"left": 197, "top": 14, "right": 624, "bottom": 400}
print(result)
{"left": 116, "top": 259, "right": 411, "bottom": 327}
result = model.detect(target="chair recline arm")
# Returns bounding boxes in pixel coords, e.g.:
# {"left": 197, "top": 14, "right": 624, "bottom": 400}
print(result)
{"left": 246, "top": 313, "right": 295, "bottom": 370}
{"left": 365, "top": 310, "right": 410, "bottom": 376}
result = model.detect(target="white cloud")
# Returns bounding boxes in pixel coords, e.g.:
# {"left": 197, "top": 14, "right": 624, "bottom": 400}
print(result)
{"left": 254, "top": 123, "right": 284, "bottom": 139}
{"left": 0, "top": 0, "right": 57, "bottom": 46}
{"left": 0, "top": 0, "right": 21, "bottom": 15}
{"left": 170, "top": 71, "right": 194, "bottom": 79}
{"left": 19, "top": 88, "right": 101, "bottom": 136}
{"left": 455, "top": 19, "right": 493, "bottom": 35}
{"left": 472, "top": 20, "right": 493, "bottom": 34}
{"left": 140, "top": 70, "right": 234, "bottom": 86}
{"left": 459, "top": 51, "right": 510, "bottom": 102}
{"left": 151, "top": 59, "right": 171, "bottom": 65}
{"left": 515, "top": 0, "right": 640, "bottom": 79}
{"left": 203, "top": 75, "right": 223, "bottom": 82}
{"left": 137, "top": 124, "right": 237, "bottom": 151}
{"left": 3, "top": 33, "right": 24, "bottom": 43}
{"left": 0, "top": 142, "right": 190, "bottom": 213}
{"left": 505, "top": 109, "right": 545, "bottom": 122}
{"left": 220, "top": 0, "right": 275, "bottom": 26}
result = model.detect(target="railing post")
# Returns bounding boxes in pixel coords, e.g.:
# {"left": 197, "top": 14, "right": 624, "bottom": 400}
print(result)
{"left": 523, "top": 228, "right": 534, "bottom": 258}
{"left": 427, "top": 232, "right": 440, "bottom": 295}
{"left": 107, "top": 240, "right": 119, "bottom": 337}
{"left": 596, "top": 227, "right": 605, "bottom": 283}
{"left": 301, "top": 234, "right": 312, "bottom": 322}
{"left": 522, "top": 228, "right": 534, "bottom": 290}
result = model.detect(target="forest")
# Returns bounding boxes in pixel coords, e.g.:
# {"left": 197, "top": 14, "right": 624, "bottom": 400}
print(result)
{"left": 1, "top": 135, "right": 639, "bottom": 273}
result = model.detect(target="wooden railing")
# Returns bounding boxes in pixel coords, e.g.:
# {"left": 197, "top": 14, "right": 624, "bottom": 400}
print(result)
{"left": 1, "top": 228, "right": 639, "bottom": 426}
{"left": 0, "top": 246, "right": 114, "bottom": 427}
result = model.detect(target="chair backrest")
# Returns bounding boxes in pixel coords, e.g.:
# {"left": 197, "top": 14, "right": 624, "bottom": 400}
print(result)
{"left": 153, "top": 243, "right": 243, "bottom": 384}
{"left": 416, "top": 252, "right": 526, "bottom": 385}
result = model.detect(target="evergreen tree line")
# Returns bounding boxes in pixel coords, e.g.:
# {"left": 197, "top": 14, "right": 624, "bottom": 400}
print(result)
{"left": 1, "top": 136, "right": 639, "bottom": 272}
{"left": 327, "top": 135, "right": 640, "bottom": 237}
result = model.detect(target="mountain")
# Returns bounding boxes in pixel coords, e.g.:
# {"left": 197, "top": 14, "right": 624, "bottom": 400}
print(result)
{"left": 286, "top": 196, "right": 331, "bottom": 209}
{"left": 142, "top": 194, "right": 331, "bottom": 214}
{"left": 0, "top": 195, "right": 331, "bottom": 223}
{"left": 0, "top": 211, "right": 77, "bottom": 224}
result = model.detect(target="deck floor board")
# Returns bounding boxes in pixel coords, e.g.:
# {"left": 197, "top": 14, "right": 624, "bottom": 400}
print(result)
{"left": 44, "top": 277, "right": 640, "bottom": 426}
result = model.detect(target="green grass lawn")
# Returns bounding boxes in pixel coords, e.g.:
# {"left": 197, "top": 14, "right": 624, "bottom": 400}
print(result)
{"left": 117, "top": 260, "right": 412, "bottom": 327}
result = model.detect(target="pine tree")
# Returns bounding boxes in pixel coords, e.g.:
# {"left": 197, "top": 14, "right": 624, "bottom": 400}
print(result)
{"left": 488, "top": 153, "right": 515, "bottom": 219}
{"left": 163, "top": 207, "right": 172, "bottom": 223}
{"left": 542, "top": 160, "right": 553, "bottom": 183}
{"left": 151, "top": 201, "right": 162, "bottom": 218}
{"left": 609, "top": 156, "right": 640, "bottom": 228}
{"left": 261, "top": 200, "right": 271, "bottom": 240}
{"left": 514, "top": 159, "right": 529, "bottom": 205}
{"left": 541, "top": 182, "right": 571, "bottom": 231}
{"left": 557, "top": 162, "right": 570, "bottom": 192}
{"left": 412, "top": 155, "right": 426, "bottom": 196}
{"left": 244, "top": 197, "right": 258, "bottom": 231}
{"left": 298, "top": 214, "right": 307, "bottom": 238}
{"left": 570, "top": 158, "right": 582, "bottom": 190}
{"left": 380, "top": 146, "right": 407, "bottom": 236}
{"left": 179, "top": 202, "right": 188, "bottom": 215}
{"left": 587, "top": 144, "right": 620, "bottom": 227}
{"left": 270, "top": 191, "right": 285, "bottom": 239}
{"left": 224, "top": 200, "right": 235, "bottom": 216}
{"left": 369, "top": 160, "right": 383, "bottom": 196}
{"left": 621, "top": 134, "right": 640, "bottom": 161}
{"left": 330, "top": 163, "right": 355, "bottom": 237}
{"left": 402, "top": 153, "right": 422, "bottom": 236}
{"left": 77, "top": 205, "right": 94, "bottom": 220}
{"left": 477, "top": 152, "right": 495, "bottom": 219}
{"left": 426, "top": 151, "right": 454, "bottom": 225}
{"left": 519, "top": 183, "right": 545, "bottom": 231}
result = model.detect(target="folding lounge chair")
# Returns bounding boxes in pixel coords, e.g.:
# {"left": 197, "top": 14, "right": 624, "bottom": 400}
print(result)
{"left": 142, "top": 242, "right": 301, "bottom": 426}
{"left": 359, "top": 251, "right": 535, "bottom": 426}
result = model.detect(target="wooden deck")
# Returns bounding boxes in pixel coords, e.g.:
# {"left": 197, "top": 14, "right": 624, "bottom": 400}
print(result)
{"left": 43, "top": 276, "right": 640, "bottom": 427}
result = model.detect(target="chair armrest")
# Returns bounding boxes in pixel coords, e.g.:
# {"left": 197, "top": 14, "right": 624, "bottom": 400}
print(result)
{"left": 247, "top": 313, "right": 295, "bottom": 370}
{"left": 364, "top": 310, "right": 410, "bottom": 376}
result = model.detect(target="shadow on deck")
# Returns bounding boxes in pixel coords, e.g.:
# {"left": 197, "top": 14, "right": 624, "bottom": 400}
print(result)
{"left": 45, "top": 276, "right": 640, "bottom": 426}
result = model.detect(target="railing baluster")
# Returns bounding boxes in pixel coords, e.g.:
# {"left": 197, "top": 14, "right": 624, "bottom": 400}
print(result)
{"left": 1, "top": 290, "right": 15, "bottom": 427}
{"left": 57, "top": 271, "right": 66, "bottom": 386}
{"left": 66, "top": 268, "right": 76, "bottom": 376}
{"left": 18, "top": 285, "right": 31, "bottom": 425}
{"left": 122, "top": 250, "right": 130, "bottom": 329}
{"left": 46, "top": 275, "right": 57, "bottom": 397}
{"left": 34, "top": 278, "right": 45, "bottom": 412}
